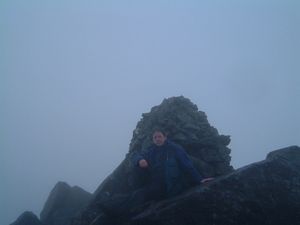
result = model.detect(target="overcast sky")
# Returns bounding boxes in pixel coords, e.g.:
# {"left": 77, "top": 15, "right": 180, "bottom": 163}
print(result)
{"left": 1, "top": 1, "right": 299, "bottom": 224}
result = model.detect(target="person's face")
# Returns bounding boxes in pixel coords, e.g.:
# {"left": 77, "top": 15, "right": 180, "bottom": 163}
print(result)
{"left": 152, "top": 131, "right": 167, "bottom": 146}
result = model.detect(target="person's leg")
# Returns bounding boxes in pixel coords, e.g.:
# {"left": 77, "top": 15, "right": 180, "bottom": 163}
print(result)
{"left": 127, "top": 167, "right": 150, "bottom": 190}
{"left": 97, "top": 184, "right": 164, "bottom": 216}
{"left": 124, "top": 183, "right": 165, "bottom": 210}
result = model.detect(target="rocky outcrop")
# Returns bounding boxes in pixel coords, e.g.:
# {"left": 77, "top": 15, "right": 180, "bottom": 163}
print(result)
{"left": 86, "top": 146, "right": 300, "bottom": 225}
{"left": 40, "top": 182, "right": 92, "bottom": 225}
{"left": 12, "top": 96, "right": 300, "bottom": 225}
{"left": 10, "top": 211, "right": 43, "bottom": 225}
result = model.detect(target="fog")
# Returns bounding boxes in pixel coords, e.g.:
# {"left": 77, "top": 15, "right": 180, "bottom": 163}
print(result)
{"left": 1, "top": 1, "right": 299, "bottom": 225}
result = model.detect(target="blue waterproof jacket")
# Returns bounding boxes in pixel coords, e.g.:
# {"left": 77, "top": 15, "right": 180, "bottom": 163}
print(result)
{"left": 131, "top": 140, "right": 203, "bottom": 197}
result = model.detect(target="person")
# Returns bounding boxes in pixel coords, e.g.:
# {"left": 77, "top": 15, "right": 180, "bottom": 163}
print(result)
{"left": 97, "top": 129, "right": 213, "bottom": 216}
{"left": 131, "top": 129, "right": 213, "bottom": 199}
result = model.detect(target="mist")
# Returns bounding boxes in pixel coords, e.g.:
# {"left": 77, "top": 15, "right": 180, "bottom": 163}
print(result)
{"left": 1, "top": 1, "right": 299, "bottom": 225}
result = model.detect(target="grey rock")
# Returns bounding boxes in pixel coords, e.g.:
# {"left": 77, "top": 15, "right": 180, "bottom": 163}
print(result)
{"left": 40, "top": 181, "right": 92, "bottom": 225}
{"left": 10, "top": 211, "right": 43, "bottom": 225}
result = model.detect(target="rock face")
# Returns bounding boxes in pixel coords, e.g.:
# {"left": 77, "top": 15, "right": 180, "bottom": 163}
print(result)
{"left": 10, "top": 211, "right": 43, "bottom": 225}
{"left": 40, "top": 182, "right": 92, "bottom": 225}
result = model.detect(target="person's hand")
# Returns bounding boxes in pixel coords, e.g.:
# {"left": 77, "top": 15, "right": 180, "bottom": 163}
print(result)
{"left": 201, "top": 177, "right": 214, "bottom": 184}
{"left": 138, "top": 159, "right": 149, "bottom": 168}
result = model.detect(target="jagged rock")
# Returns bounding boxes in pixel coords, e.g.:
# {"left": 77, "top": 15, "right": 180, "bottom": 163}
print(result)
{"left": 40, "top": 181, "right": 92, "bottom": 225}
{"left": 10, "top": 211, "right": 43, "bottom": 225}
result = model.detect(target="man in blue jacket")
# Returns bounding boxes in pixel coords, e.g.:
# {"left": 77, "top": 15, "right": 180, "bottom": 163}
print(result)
{"left": 131, "top": 129, "right": 213, "bottom": 200}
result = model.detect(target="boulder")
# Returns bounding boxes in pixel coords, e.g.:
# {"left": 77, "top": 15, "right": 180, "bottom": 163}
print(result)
{"left": 40, "top": 182, "right": 92, "bottom": 225}
{"left": 126, "top": 146, "right": 300, "bottom": 225}
{"left": 10, "top": 211, "right": 43, "bottom": 225}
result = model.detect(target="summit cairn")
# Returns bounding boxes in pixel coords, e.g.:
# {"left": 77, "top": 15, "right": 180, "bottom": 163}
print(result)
{"left": 129, "top": 96, "right": 233, "bottom": 177}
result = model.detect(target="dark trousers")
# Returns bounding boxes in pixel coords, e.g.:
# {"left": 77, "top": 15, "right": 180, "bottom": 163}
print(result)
{"left": 101, "top": 168, "right": 166, "bottom": 215}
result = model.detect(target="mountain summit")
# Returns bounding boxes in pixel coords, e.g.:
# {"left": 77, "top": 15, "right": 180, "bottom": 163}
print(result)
{"left": 11, "top": 96, "right": 300, "bottom": 225}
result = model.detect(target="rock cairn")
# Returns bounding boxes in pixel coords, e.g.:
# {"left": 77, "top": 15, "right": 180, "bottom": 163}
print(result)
{"left": 129, "top": 96, "right": 233, "bottom": 176}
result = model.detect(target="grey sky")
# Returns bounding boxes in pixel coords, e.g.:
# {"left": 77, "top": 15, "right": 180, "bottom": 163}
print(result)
{"left": 1, "top": 1, "right": 299, "bottom": 225}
